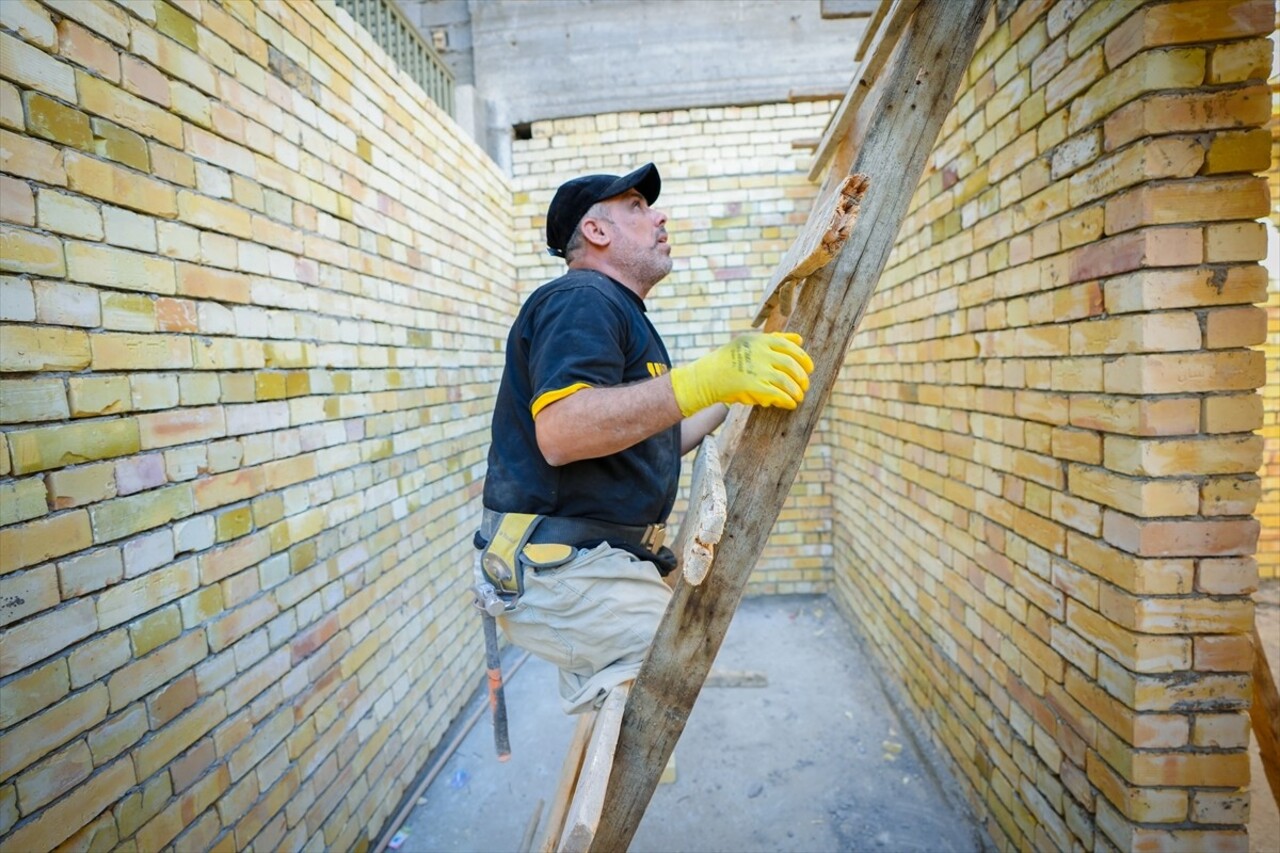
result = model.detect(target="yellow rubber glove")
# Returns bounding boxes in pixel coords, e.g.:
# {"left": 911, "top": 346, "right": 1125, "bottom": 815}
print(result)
{"left": 669, "top": 332, "right": 815, "bottom": 417}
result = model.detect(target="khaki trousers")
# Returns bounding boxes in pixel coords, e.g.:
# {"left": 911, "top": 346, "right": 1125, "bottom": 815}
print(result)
{"left": 497, "top": 542, "right": 672, "bottom": 714}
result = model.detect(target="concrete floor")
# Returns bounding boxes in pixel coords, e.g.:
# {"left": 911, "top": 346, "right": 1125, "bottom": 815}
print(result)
{"left": 397, "top": 595, "right": 985, "bottom": 853}
{"left": 393, "top": 584, "right": 1280, "bottom": 853}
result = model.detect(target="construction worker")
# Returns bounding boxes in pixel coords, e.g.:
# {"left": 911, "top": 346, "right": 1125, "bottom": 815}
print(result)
{"left": 476, "top": 162, "right": 814, "bottom": 714}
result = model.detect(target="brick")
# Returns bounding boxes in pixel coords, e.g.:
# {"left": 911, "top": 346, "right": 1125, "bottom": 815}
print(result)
{"left": 147, "top": 669, "right": 197, "bottom": 726}
{"left": 0, "top": 659, "right": 68, "bottom": 728}
{"left": 0, "top": 31, "right": 75, "bottom": 101}
{"left": 1130, "top": 750, "right": 1249, "bottom": 788}
{"left": 1201, "top": 476, "right": 1259, "bottom": 517}
{"left": 1044, "top": 45, "right": 1104, "bottom": 114}
{"left": 91, "top": 332, "right": 192, "bottom": 371}
{"left": 0, "top": 324, "right": 91, "bottom": 375}
{"left": 95, "top": 554, "right": 198, "bottom": 633}
{"left": 1207, "top": 392, "right": 1265, "bottom": 443}
{"left": 0, "top": 128, "right": 65, "bottom": 185}
{"left": 1103, "top": 510, "right": 1258, "bottom": 558}
{"left": 0, "top": 224, "right": 65, "bottom": 277}
{"left": 120, "top": 528, "right": 175, "bottom": 579}
{"left": 1205, "top": 223, "right": 1267, "bottom": 263}
{"left": 132, "top": 691, "right": 225, "bottom": 783}
{"left": 1068, "top": 137, "right": 1203, "bottom": 209}
{"left": 57, "top": 545, "right": 123, "bottom": 598}
{"left": 112, "top": 770, "right": 170, "bottom": 838}
{"left": 104, "top": 205, "right": 158, "bottom": 251}
{"left": 208, "top": 595, "right": 278, "bottom": 653}
{"left": 1068, "top": 464, "right": 1196, "bottom": 517}
{"left": 1104, "top": 434, "right": 1262, "bottom": 477}
{"left": 57, "top": 17, "right": 120, "bottom": 81}
{"left": 121, "top": 53, "right": 169, "bottom": 106}
{"left": 176, "top": 262, "right": 253, "bottom": 303}
{"left": 0, "top": 377, "right": 68, "bottom": 423}
{"left": 137, "top": 405, "right": 227, "bottom": 449}
{"left": 0, "top": 80, "right": 19, "bottom": 129}
{"left": 1104, "top": 85, "right": 1269, "bottom": 150}
{"left": 92, "top": 117, "right": 150, "bottom": 171}
{"left": 1105, "top": 265, "right": 1267, "bottom": 314}
{"left": 1066, "top": 600, "right": 1189, "bottom": 672}
{"left": 45, "top": 462, "right": 117, "bottom": 511}
{"left": 135, "top": 763, "right": 229, "bottom": 852}
{"left": 0, "top": 0, "right": 56, "bottom": 49}
{"left": 67, "top": 628, "right": 129, "bottom": 689}
{"left": 1198, "top": 557, "right": 1258, "bottom": 596}
{"left": 106, "top": 629, "right": 207, "bottom": 711}
{"left": 88, "top": 482, "right": 194, "bottom": 543}
{"left": 0, "top": 174, "right": 34, "bottom": 225}
{"left": 1104, "top": 177, "right": 1269, "bottom": 235}
{"left": 0, "top": 276, "right": 34, "bottom": 320}
{"left": 157, "top": 296, "right": 199, "bottom": 332}
{"left": 1105, "top": 0, "right": 1273, "bottom": 68}
{"left": 199, "top": 531, "right": 270, "bottom": 585}
{"left": 1089, "top": 752, "right": 1188, "bottom": 823}
{"left": 1209, "top": 37, "right": 1272, "bottom": 84}
{"left": 34, "top": 279, "right": 101, "bottom": 328}
{"left": 0, "top": 682, "right": 106, "bottom": 780}
{"left": 65, "top": 241, "right": 177, "bottom": 294}
{"left": 0, "top": 562, "right": 57, "bottom": 627}
{"left": 1103, "top": 351, "right": 1264, "bottom": 395}
{"left": 100, "top": 291, "right": 157, "bottom": 331}
{"left": 1193, "top": 712, "right": 1251, "bottom": 748}
{"left": 0, "top": 510, "right": 92, "bottom": 575}
{"left": 1070, "top": 312, "right": 1199, "bottom": 356}
{"left": 129, "top": 604, "right": 183, "bottom": 658}
{"left": 65, "top": 151, "right": 177, "bottom": 218}
{"left": 23, "top": 91, "right": 92, "bottom": 151}
{"left": 16, "top": 739, "right": 94, "bottom": 813}
{"left": 35, "top": 188, "right": 103, "bottom": 236}
{"left": 1206, "top": 127, "right": 1270, "bottom": 174}
{"left": 8, "top": 418, "right": 140, "bottom": 475}
{"left": 75, "top": 69, "right": 183, "bottom": 148}
{"left": 1070, "top": 47, "right": 1206, "bottom": 133}
{"left": 178, "top": 191, "right": 253, "bottom": 238}
{"left": 1101, "top": 584, "right": 1253, "bottom": 635}
{"left": 1, "top": 756, "right": 133, "bottom": 852}
{"left": 1194, "top": 632, "right": 1254, "bottom": 672}
{"left": 129, "top": 374, "right": 179, "bottom": 411}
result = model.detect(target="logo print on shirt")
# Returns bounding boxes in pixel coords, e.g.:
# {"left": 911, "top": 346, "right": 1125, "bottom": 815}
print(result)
{"left": 646, "top": 362, "right": 669, "bottom": 377}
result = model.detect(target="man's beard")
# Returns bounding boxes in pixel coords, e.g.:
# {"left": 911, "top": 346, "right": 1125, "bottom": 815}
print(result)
{"left": 613, "top": 235, "right": 672, "bottom": 289}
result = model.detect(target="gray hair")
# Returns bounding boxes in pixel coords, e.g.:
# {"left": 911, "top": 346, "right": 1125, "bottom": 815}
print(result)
{"left": 564, "top": 202, "right": 611, "bottom": 263}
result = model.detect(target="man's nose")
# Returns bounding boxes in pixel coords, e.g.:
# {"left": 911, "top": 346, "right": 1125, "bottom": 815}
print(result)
{"left": 653, "top": 208, "right": 668, "bottom": 227}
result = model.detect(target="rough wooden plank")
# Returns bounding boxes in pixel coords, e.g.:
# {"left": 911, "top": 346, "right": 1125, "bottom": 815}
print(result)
{"left": 558, "top": 685, "right": 628, "bottom": 853}
{"left": 1251, "top": 624, "right": 1280, "bottom": 810}
{"left": 854, "top": 0, "right": 890, "bottom": 61}
{"left": 808, "top": 0, "right": 923, "bottom": 182}
{"left": 705, "top": 669, "right": 768, "bottom": 688}
{"left": 753, "top": 173, "right": 869, "bottom": 329}
{"left": 680, "top": 439, "right": 726, "bottom": 586}
{"left": 588, "top": 2, "right": 992, "bottom": 848}
{"left": 536, "top": 711, "right": 595, "bottom": 853}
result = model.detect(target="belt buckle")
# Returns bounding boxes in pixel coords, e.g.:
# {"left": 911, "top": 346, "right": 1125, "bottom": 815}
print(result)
{"left": 642, "top": 523, "right": 665, "bottom": 552}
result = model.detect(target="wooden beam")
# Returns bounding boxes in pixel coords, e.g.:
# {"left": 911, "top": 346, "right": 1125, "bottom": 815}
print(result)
{"left": 677, "top": 438, "right": 726, "bottom": 586}
{"left": 854, "top": 0, "right": 890, "bottom": 62}
{"left": 558, "top": 685, "right": 628, "bottom": 852}
{"left": 808, "top": 0, "right": 923, "bottom": 182}
{"left": 1250, "top": 624, "right": 1280, "bottom": 810}
{"left": 587, "top": 2, "right": 992, "bottom": 848}
{"left": 535, "top": 711, "right": 594, "bottom": 853}
{"left": 752, "top": 173, "right": 869, "bottom": 329}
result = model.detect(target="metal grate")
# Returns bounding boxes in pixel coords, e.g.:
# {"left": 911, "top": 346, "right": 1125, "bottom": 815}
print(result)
{"left": 335, "top": 0, "right": 455, "bottom": 116}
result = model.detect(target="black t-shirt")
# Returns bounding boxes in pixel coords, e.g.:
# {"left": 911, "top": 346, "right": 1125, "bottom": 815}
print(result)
{"left": 483, "top": 269, "right": 681, "bottom": 531}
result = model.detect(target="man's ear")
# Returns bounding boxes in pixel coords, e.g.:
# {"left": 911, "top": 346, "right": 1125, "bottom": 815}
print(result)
{"left": 579, "top": 215, "right": 611, "bottom": 249}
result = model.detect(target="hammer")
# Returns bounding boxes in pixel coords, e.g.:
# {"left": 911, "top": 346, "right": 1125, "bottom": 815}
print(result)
{"left": 474, "top": 581, "right": 512, "bottom": 761}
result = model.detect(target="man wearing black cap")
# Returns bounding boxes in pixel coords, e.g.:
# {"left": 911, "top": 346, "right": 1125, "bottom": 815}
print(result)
{"left": 476, "top": 163, "right": 813, "bottom": 714}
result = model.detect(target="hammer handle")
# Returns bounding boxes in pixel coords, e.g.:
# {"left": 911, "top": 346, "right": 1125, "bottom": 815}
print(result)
{"left": 482, "top": 612, "right": 511, "bottom": 760}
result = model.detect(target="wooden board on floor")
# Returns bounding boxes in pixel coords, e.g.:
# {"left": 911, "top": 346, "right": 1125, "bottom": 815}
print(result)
{"left": 1251, "top": 624, "right": 1280, "bottom": 810}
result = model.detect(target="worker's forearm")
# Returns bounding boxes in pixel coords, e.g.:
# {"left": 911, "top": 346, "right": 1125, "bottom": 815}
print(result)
{"left": 535, "top": 376, "right": 683, "bottom": 466}
{"left": 680, "top": 403, "right": 728, "bottom": 454}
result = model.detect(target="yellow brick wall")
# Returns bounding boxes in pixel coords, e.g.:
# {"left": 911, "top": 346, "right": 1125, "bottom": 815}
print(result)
{"left": 1261, "top": 31, "right": 1278, "bottom": 579}
{"left": 0, "top": 1, "right": 510, "bottom": 849}
{"left": 830, "top": 0, "right": 1274, "bottom": 850}
{"left": 510, "top": 103, "right": 839, "bottom": 594}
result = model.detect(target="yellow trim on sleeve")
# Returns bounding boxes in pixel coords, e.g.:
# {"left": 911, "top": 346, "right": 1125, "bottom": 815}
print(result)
{"left": 531, "top": 382, "right": 592, "bottom": 418}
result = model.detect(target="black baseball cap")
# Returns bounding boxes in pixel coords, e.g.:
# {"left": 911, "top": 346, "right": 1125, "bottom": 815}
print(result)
{"left": 545, "top": 163, "right": 661, "bottom": 258}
